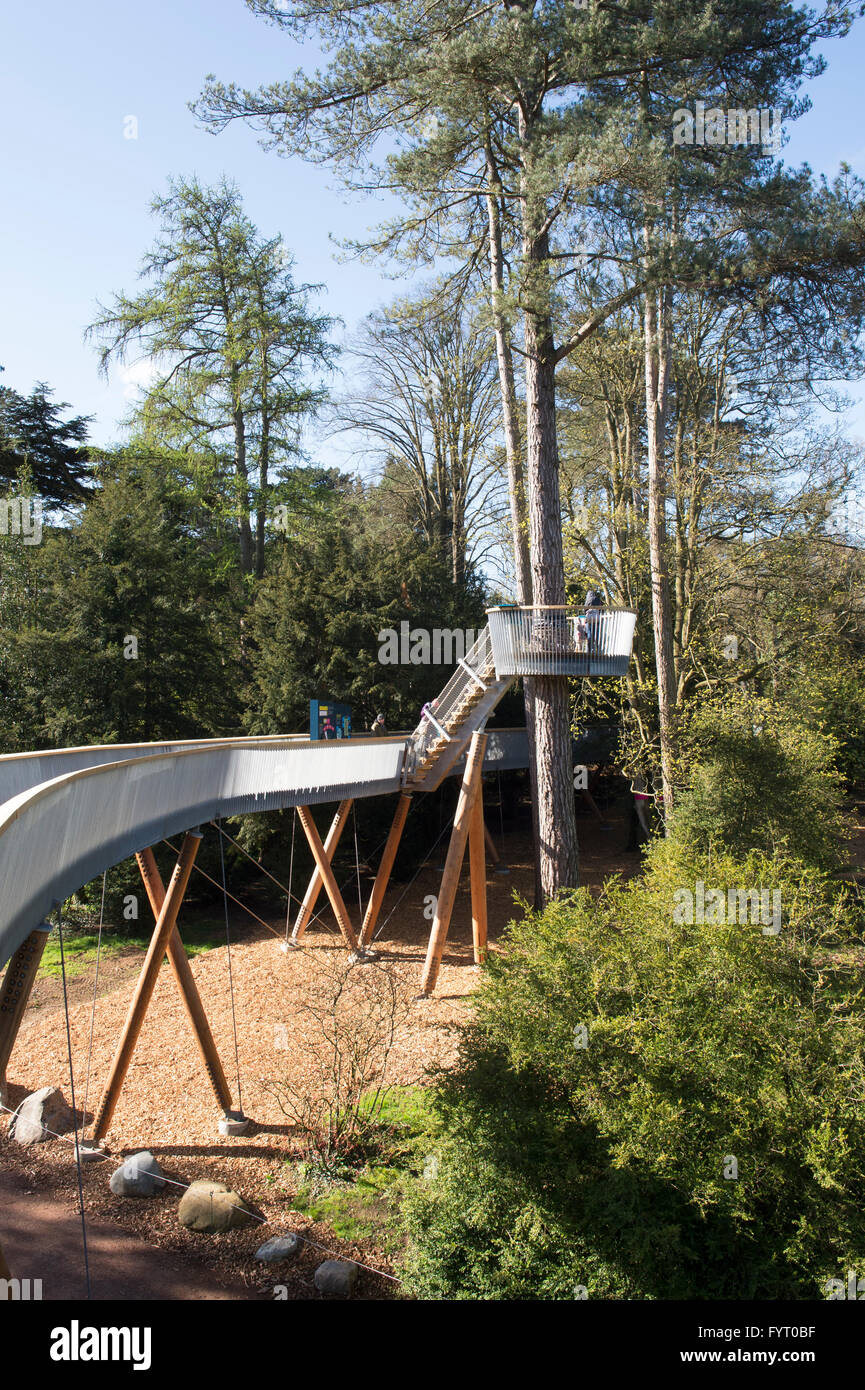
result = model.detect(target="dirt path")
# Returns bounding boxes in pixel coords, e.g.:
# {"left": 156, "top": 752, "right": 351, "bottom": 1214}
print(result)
{"left": 0, "top": 810, "right": 639, "bottom": 1302}
{"left": 0, "top": 1163, "right": 257, "bottom": 1300}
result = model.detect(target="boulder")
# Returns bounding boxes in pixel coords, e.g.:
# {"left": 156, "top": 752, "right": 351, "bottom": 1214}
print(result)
{"left": 109, "top": 1151, "right": 165, "bottom": 1198}
{"left": 10, "top": 1086, "right": 72, "bottom": 1146}
{"left": 178, "top": 1179, "right": 256, "bottom": 1233}
{"left": 314, "top": 1259, "right": 359, "bottom": 1297}
{"left": 254, "top": 1233, "right": 301, "bottom": 1264}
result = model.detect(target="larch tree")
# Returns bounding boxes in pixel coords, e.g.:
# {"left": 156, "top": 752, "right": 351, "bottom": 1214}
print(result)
{"left": 87, "top": 176, "right": 334, "bottom": 577}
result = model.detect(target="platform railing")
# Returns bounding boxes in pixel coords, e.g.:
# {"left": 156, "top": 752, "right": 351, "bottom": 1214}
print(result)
{"left": 404, "top": 627, "right": 497, "bottom": 779}
{"left": 486, "top": 605, "right": 637, "bottom": 678}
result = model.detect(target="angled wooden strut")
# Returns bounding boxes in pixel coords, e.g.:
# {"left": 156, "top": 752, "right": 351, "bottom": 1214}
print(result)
{"left": 469, "top": 789, "right": 488, "bottom": 965}
{"left": 295, "top": 807, "right": 360, "bottom": 951}
{"left": 92, "top": 830, "right": 203, "bottom": 1143}
{"left": 292, "top": 799, "right": 353, "bottom": 941}
{"left": 360, "top": 791, "right": 412, "bottom": 947}
{"left": 420, "top": 731, "right": 488, "bottom": 997}
{"left": 135, "top": 848, "right": 233, "bottom": 1115}
{"left": 0, "top": 923, "right": 52, "bottom": 1107}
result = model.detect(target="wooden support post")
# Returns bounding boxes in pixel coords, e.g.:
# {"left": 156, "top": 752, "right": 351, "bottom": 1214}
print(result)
{"left": 469, "top": 788, "right": 488, "bottom": 965}
{"left": 0, "top": 924, "right": 52, "bottom": 1106}
{"left": 91, "top": 830, "right": 203, "bottom": 1143}
{"left": 420, "top": 731, "right": 488, "bottom": 997}
{"left": 295, "top": 807, "right": 359, "bottom": 951}
{"left": 292, "top": 799, "right": 353, "bottom": 941}
{"left": 359, "top": 792, "right": 412, "bottom": 946}
{"left": 135, "top": 848, "right": 234, "bottom": 1115}
{"left": 0, "top": 1237, "right": 11, "bottom": 1287}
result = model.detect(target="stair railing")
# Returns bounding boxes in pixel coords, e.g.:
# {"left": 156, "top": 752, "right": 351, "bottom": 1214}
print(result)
{"left": 404, "top": 628, "right": 496, "bottom": 779}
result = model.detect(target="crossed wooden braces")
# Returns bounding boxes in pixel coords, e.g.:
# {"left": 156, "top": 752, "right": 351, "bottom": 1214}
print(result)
{"left": 0, "top": 731, "right": 491, "bottom": 1146}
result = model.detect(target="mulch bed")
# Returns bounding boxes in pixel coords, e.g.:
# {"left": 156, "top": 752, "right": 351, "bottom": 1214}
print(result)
{"left": 0, "top": 813, "right": 639, "bottom": 1299}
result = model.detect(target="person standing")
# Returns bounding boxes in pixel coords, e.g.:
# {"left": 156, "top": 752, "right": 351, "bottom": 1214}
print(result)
{"left": 584, "top": 588, "right": 605, "bottom": 657}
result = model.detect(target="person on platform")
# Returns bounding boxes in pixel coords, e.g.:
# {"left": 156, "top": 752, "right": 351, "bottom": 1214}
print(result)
{"left": 584, "top": 587, "right": 605, "bottom": 654}
{"left": 371, "top": 713, "right": 387, "bottom": 735}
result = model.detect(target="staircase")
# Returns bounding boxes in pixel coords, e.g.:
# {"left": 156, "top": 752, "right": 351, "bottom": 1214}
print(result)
{"left": 403, "top": 627, "right": 513, "bottom": 792}
{"left": 402, "top": 605, "right": 637, "bottom": 792}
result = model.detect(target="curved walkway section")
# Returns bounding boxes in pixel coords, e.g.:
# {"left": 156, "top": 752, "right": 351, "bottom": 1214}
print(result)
{"left": 0, "top": 734, "right": 311, "bottom": 806}
{"left": 0, "top": 737, "right": 406, "bottom": 970}
{"left": 0, "top": 727, "right": 531, "bottom": 971}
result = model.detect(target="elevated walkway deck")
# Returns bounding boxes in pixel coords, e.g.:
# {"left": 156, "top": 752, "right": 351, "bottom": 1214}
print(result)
{"left": 0, "top": 606, "right": 636, "bottom": 970}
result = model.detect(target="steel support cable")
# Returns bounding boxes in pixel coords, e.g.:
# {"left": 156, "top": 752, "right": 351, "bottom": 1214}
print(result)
{"left": 57, "top": 926, "right": 92, "bottom": 1299}
{"left": 0, "top": 1100, "right": 400, "bottom": 1286}
{"left": 217, "top": 821, "right": 244, "bottom": 1115}
{"left": 81, "top": 870, "right": 107, "bottom": 1122}
{"left": 284, "top": 808, "right": 297, "bottom": 945}
{"left": 372, "top": 812, "right": 457, "bottom": 944}
{"left": 211, "top": 815, "right": 399, "bottom": 938}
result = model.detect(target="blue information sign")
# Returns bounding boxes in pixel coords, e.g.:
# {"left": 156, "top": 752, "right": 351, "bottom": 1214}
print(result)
{"left": 310, "top": 699, "right": 352, "bottom": 741}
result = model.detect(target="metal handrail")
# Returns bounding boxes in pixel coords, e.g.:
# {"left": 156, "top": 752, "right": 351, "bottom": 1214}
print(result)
{"left": 487, "top": 604, "right": 637, "bottom": 611}
{"left": 486, "top": 605, "right": 636, "bottom": 678}
{"left": 404, "top": 628, "right": 497, "bottom": 778}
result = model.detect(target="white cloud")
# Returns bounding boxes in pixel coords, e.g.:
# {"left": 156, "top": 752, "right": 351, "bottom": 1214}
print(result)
{"left": 118, "top": 358, "right": 160, "bottom": 401}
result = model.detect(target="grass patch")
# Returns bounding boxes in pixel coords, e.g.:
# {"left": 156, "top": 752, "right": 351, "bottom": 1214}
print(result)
{"left": 38, "top": 917, "right": 230, "bottom": 978}
{"left": 291, "top": 1167, "right": 400, "bottom": 1243}
{"left": 287, "top": 1085, "right": 436, "bottom": 1250}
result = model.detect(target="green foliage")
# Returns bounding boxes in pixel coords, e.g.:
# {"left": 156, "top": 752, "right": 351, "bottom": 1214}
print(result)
{"left": 402, "top": 856, "right": 865, "bottom": 1300}
{"left": 37, "top": 917, "right": 228, "bottom": 979}
{"left": 245, "top": 480, "right": 488, "bottom": 736}
{"left": 0, "top": 380, "right": 93, "bottom": 505}
{"left": 785, "top": 660, "right": 865, "bottom": 789}
{"left": 669, "top": 692, "right": 850, "bottom": 873}
{"left": 87, "top": 176, "right": 335, "bottom": 577}
{"left": 287, "top": 1085, "right": 435, "bottom": 1247}
{"left": 0, "top": 450, "right": 239, "bottom": 751}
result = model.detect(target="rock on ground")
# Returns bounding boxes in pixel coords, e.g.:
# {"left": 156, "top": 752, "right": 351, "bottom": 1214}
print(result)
{"left": 254, "top": 1233, "right": 301, "bottom": 1263}
{"left": 109, "top": 1151, "right": 165, "bottom": 1198}
{"left": 10, "top": 1086, "right": 72, "bottom": 1146}
{"left": 314, "top": 1259, "right": 359, "bottom": 1297}
{"left": 178, "top": 1179, "right": 256, "bottom": 1233}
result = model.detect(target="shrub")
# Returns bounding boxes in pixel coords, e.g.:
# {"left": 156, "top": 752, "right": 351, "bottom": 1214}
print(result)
{"left": 669, "top": 693, "right": 850, "bottom": 872}
{"left": 785, "top": 662, "right": 865, "bottom": 790}
{"left": 263, "top": 952, "right": 411, "bottom": 1174}
{"left": 401, "top": 853, "right": 865, "bottom": 1299}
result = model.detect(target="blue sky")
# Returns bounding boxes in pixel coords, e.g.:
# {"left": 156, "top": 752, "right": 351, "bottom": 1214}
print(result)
{"left": 2, "top": 0, "right": 865, "bottom": 461}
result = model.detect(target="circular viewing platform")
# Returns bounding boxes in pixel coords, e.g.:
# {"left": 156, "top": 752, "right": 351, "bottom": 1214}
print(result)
{"left": 486, "top": 605, "right": 637, "bottom": 678}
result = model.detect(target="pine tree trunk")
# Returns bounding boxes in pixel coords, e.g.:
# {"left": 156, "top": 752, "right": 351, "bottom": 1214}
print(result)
{"left": 485, "top": 142, "right": 543, "bottom": 904}
{"left": 256, "top": 411, "right": 269, "bottom": 580}
{"left": 643, "top": 279, "right": 677, "bottom": 817}
{"left": 516, "top": 100, "right": 580, "bottom": 901}
{"left": 485, "top": 154, "right": 532, "bottom": 602}
{"left": 524, "top": 308, "right": 580, "bottom": 898}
